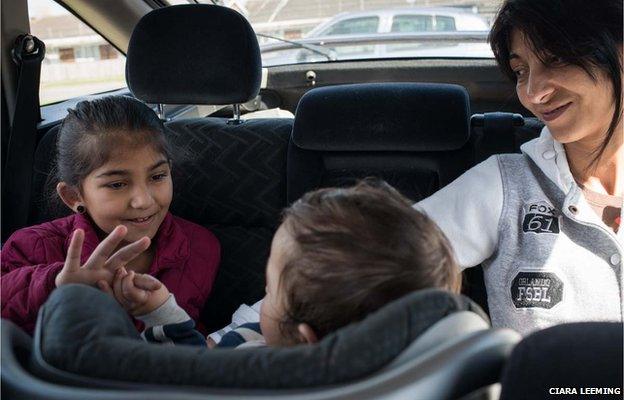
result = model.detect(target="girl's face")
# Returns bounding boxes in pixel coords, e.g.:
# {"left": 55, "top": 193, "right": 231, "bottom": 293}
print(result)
{"left": 77, "top": 143, "right": 173, "bottom": 244}
{"left": 510, "top": 29, "right": 617, "bottom": 147}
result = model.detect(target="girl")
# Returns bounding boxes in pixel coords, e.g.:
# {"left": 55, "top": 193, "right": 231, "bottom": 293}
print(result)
{"left": 106, "top": 181, "right": 460, "bottom": 347}
{"left": 1, "top": 95, "right": 220, "bottom": 335}
{"left": 418, "top": 0, "right": 623, "bottom": 335}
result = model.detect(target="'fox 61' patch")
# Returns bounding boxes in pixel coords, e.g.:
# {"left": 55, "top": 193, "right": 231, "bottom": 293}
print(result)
{"left": 511, "top": 272, "right": 563, "bottom": 309}
{"left": 522, "top": 201, "right": 560, "bottom": 234}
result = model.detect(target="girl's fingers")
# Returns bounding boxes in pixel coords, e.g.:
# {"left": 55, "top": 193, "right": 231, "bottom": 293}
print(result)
{"left": 63, "top": 229, "right": 85, "bottom": 272}
{"left": 122, "top": 271, "right": 148, "bottom": 304}
{"left": 85, "top": 225, "right": 128, "bottom": 269}
{"left": 132, "top": 273, "right": 162, "bottom": 291}
{"left": 104, "top": 237, "right": 151, "bottom": 272}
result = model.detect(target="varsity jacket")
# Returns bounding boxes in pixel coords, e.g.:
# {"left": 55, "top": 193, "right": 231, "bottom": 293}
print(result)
{"left": 418, "top": 127, "right": 623, "bottom": 335}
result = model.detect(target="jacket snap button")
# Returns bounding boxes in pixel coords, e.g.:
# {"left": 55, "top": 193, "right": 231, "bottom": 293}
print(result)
{"left": 568, "top": 205, "right": 578, "bottom": 214}
{"left": 611, "top": 254, "right": 621, "bottom": 266}
{"left": 542, "top": 150, "right": 556, "bottom": 159}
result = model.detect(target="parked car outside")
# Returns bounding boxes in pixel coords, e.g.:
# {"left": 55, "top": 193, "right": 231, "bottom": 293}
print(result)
{"left": 305, "top": 7, "right": 490, "bottom": 37}
{"left": 260, "top": 7, "right": 493, "bottom": 66}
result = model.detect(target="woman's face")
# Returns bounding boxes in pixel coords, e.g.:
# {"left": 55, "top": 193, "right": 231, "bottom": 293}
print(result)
{"left": 509, "top": 29, "right": 617, "bottom": 147}
{"left": 78, "top": 143, "right": 173, "bottom": 244}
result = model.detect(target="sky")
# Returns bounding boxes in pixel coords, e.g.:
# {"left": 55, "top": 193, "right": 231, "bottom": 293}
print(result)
{"left": 27, "top": 0, "right": 67, "bottom": 18}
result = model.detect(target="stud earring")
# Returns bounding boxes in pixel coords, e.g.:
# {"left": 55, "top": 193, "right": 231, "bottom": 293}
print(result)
{"left": 76, "top": 205, "right": 86, "bottom": 214}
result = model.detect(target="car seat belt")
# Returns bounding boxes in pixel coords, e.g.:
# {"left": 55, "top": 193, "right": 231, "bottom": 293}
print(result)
{"left": 2, "top": 34, "right": 45, "bottom": 240}
{"left": 471, "top": 112, "right": 524, "bottom": 163}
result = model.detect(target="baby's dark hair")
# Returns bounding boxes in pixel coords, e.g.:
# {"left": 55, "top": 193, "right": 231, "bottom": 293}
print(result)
{"left": 277, "top": 180, "right": 460, "bottom": 343}
{"left": 489, "top": 0, "right": 623, "bottom": 168}
{"left": 56, "top": 95, "right": 171, "bottom": 187}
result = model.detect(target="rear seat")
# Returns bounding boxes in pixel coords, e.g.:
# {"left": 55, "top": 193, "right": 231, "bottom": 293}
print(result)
{"left": 287, "top": 82, "right": 474, "bottom": 204}
{"left": 165, "top": 118, "right": 291, "bottom": 331}
{"left": 471, "top": 112, "right": 543, "bottom": 163}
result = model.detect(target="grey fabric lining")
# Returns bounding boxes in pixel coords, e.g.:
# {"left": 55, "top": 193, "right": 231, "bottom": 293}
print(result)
{"left": 38, "top": 285, "right": 486, "bottom": 389}
{"left": 384, "top": 311, "right": 489, "bottom": 370}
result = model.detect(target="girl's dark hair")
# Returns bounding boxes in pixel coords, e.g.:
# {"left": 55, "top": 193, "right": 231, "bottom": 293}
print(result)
{"left": 489, "top": 0, "right": 623, "bottom": 168}
{"left": 277, "top": 180, "right": 460, "bottom": 343}
{"left": 56, "top": 95, "right": 171, "bottom": 187}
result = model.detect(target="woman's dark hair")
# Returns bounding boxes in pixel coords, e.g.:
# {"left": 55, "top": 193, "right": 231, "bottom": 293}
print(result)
{"left": 56, "top": 95, "right": 171, "bottom": 187}
{"left": 277, "top": 179, "right": 460, "bottom": 343}
{"left": 489, "top": 0, "right": 623, "bottom": 168}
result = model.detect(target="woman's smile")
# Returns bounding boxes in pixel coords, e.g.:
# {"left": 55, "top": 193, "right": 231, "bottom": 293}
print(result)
{"left": 540, "top": 102, "right": 572, "bottom": 122}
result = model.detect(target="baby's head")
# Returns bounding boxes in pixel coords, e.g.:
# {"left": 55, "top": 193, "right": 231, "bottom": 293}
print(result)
{"left": 260, "top": 180, "right": 460, "bottom": 346}
{"left": 55, "top": 96, "right": 173, "bottom": 243}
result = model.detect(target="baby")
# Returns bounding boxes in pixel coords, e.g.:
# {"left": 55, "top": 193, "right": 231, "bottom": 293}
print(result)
{"left": 111, "top": 180, "right": 460, "bottom": 347}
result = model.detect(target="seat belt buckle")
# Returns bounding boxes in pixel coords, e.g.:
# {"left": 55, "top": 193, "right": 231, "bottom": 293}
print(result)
{"left": 11, "top": 34, "right": 46, "bottom": 66}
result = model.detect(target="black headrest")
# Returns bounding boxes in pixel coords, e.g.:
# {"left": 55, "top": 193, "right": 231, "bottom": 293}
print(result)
{"left": 292, "top": 83, "right": 470, "bottom": 152}
{"left": 500, "top": 322, "right": 623, "bottom": 400}
{"left": 126, "top": 5, "right": 261, "bottom": 105}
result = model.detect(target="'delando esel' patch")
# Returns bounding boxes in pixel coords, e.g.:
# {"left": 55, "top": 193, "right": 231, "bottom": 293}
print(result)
{"left": 511, "top": 272, "right": 563, "bottom": 309}
{"left": 522, "top": 201, "right": 560, "bottom": 234}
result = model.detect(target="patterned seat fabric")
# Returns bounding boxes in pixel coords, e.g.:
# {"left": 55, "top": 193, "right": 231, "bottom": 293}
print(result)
{"left": 165, "top": 117, "right": 293, "bottom": 331}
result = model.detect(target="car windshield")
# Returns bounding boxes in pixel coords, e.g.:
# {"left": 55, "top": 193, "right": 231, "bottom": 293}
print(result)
{"left": 194, "top": 0, "right": 501, "bottom": 66}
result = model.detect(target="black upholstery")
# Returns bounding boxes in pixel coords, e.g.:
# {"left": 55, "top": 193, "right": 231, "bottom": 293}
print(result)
{"left": 37, "top": 284, "right": 486, "bottom": 390}
{"left": 288, "top": 82, "right": 474, "bottom": 204}
{"left": 165, "top": 118, "right": 292, "bottom": 331}
{"left": 126, "top": 5, "right": 261, "bottom": 105}
{"left": 472, "top": 113, "right": 543, "bottom": 163}
{"left": 29, "top": 125, "right": 69, "bottom": 225}
{"left": 293, "top": 83, "right": 470, "bottom": 152}
{"left": 500, "top": 322, "right": 623, "bottom": 400}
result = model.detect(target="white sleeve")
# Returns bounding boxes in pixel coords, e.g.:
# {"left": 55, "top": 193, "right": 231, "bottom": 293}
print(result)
{"left": 416, "top": 156, "right": 503, "bottom": 270}
{"left": 135, "top": 294, "right": 191, "bottom": 328}
{"left": 207, "top": 301, "right": 262, "bottom": 344}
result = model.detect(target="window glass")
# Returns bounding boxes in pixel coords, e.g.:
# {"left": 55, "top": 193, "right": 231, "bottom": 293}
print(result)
{"left": 323, "top": 17, "right": 379, "bottom": 35}
{"left": 28, "top": 0, "right": 126, "bottom": 105}
{"left": 391, "top": 15, "right": 434, "bottom": 32}
{"left": 434, "top": 16, "right": 456, "bottom": 31}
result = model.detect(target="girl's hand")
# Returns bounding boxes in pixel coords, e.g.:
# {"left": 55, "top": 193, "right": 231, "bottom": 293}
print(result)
{"left": 104, "top": 268, "right": 169, "bottom": 316}
{"left": 55, "top": 226, "right": 151, "bottom": 288}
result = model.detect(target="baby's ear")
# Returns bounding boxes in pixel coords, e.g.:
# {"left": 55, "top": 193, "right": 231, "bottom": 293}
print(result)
{"left": 297, "top": 323, "right": 319, "bottom": 345}
{"left": 56, "top": 182, "right": 83, "bottom": 211}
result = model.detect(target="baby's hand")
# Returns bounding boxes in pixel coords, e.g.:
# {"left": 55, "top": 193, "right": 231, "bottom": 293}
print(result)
{"left": 100, "top": 268, "right": 169, "bottom": 316}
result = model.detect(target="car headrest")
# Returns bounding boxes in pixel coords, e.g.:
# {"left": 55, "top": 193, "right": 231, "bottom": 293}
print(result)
{"left": 38, "top": 285, "right": 487, "bottom": 389}
{"left": 292, "top": 83, "right": 471, "bottom": 152}
{"left": 126, "top": 4, "right": 261, "bottom": 105}
{"left": 500, "top": 322, "right": 623, "bottom": 400}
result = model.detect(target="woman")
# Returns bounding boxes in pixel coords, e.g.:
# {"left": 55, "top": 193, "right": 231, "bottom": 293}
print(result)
{"left": 418, "top": 0, "right": 622, "bottom": 335}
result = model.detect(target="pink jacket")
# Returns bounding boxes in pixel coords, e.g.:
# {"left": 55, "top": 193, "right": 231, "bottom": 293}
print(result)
{"left": 1, "top": 213, "right": 220, "bottom": 335}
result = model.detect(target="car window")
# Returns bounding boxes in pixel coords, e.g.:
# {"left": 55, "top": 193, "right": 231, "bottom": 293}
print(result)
{"left": 323, "top": 16, "right": 379, "bottom": 35}
{"left": 391, "top": 15, "right": 457, "bottom": 32}
{"left": 28, "top": 0, "right": 126, "bottom": 105}
{"left": 197, "top": 1, "right": 499, "bottom": 66}
{"left": 433, "top": 16, "right": 456, "bottom": 31}
{"left": 391, "top": 15, "right": 434, "bottom": 32}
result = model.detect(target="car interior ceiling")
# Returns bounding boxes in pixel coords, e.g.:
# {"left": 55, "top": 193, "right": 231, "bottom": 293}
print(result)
{"left": 0, "top": 1, "right": 572, "bottom": 399}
